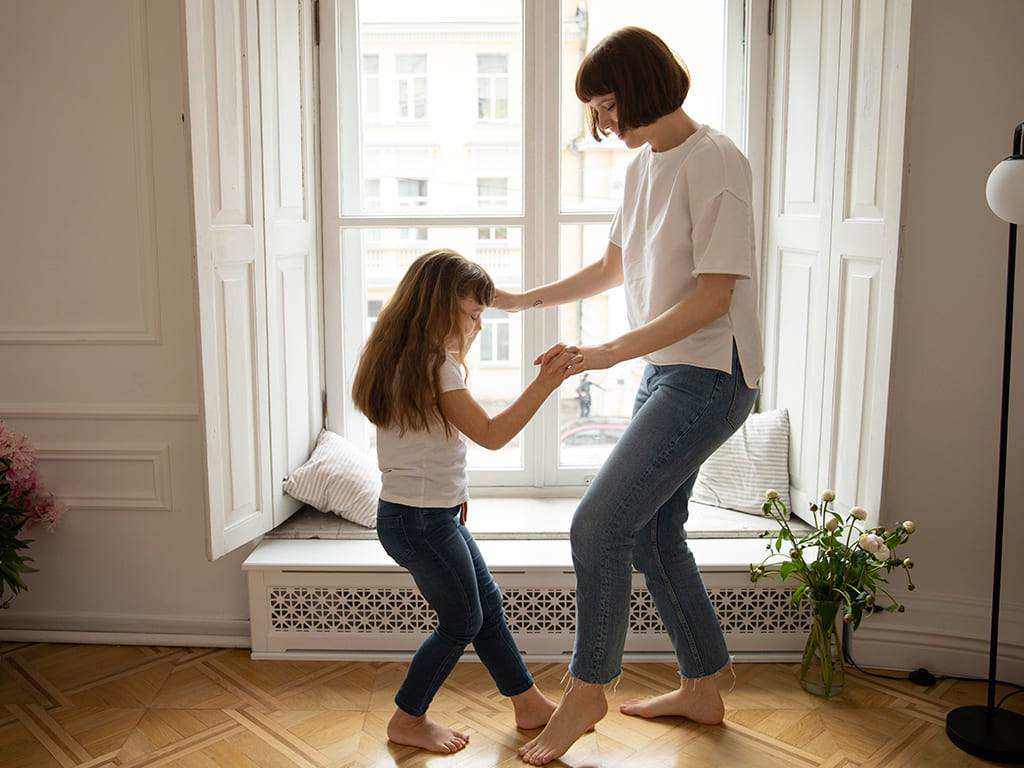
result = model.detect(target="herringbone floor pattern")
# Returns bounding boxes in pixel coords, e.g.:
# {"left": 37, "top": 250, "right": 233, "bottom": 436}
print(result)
{"left": 1, "top": 642, "right": 1020, "bottom": 767}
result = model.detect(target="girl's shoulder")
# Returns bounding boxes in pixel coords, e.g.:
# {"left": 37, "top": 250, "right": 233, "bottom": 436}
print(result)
{"left": 439, "top": 351, "right": 468, "bottom": 393}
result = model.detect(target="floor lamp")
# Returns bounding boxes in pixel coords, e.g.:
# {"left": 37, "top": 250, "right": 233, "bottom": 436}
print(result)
{"left": 946, "top": 121, "right": 1024, "bottom": 763}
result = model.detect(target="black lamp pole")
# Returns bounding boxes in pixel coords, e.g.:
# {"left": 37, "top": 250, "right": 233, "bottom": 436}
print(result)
{"left": 946, "top": 122, "right": 1024, "bottom": 764}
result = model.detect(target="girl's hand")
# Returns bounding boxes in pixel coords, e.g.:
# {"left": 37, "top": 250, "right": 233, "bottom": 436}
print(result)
{"left": 534, "top": 344, "right": 613, "bottom": 373}
{"left": 534, "top": 343, "right": 580, "bottom": 390}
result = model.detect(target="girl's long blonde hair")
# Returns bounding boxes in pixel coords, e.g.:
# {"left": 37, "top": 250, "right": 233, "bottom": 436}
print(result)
{"left": 351, "top": 249, "right": 494, "bottom": 436}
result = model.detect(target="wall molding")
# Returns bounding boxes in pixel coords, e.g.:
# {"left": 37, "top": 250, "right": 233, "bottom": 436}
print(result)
{"left": 35, "top": 442, "right": 173, "bottom": 512}
{"left": 0, "top": 403, "right": 200, "bottom": 421}
{"left": 0, "top": 2, "right": 162, "bottom": 346}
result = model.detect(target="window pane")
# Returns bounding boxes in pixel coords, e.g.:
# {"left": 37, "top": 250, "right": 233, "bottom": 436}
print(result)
{"left": 560, "top": 0, "right": 727, "bottom": 210}
{"left": 356, "top": 226, "right": 525, "bottom": 468}
{"left": 357, "top": 1, "right": 523, "bottom": 213}
{"left": 558, "top": 223, "right": 643, "bottom": 466}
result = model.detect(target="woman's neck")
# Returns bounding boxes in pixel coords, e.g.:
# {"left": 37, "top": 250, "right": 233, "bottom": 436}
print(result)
{"left": 647, "top": 109, "right": 700, "bottom": 153}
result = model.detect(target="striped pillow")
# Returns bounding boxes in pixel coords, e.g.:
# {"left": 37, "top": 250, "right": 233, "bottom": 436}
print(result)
{"left": 691, "top": 408, "right": 791, "bottom": 516}
{"left": 283, "top": 430, "right": 380, "bottom": 528}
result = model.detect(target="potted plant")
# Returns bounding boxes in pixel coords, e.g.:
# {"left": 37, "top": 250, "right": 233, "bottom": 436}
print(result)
{"left": 750, "top": 489, "right": 916, "bottom": 697}
{"left": 1, "top": 423, "right": 65, "bottom": 608}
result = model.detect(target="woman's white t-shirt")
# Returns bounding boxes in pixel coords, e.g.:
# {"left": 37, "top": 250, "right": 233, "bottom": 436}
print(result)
{"left": 375, "top": 352, "right": 469, "bottom": 508}
{"left": 609, "top": 124, "right": 764, "bottom": 388}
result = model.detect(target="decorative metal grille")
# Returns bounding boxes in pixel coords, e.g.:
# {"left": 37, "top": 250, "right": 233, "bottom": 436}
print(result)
{"left": 268, "top": 586, "right": 810, "bottom": 635}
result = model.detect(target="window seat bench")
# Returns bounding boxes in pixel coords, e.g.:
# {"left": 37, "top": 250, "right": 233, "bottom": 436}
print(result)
{"left": 243, "top": 500, "right": 812, "bottom": 661}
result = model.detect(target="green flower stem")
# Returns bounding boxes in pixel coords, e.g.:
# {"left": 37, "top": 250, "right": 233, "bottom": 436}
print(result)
{"left": 803, "top": 600, "right": 842, "bottom": 696}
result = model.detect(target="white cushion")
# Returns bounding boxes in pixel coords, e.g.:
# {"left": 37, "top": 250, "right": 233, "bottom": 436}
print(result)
{"left": 691, "top": 408, "right": 791, "bottom": 517}
{"left": 283, "top": 430, "right": 380, "bottom": 528}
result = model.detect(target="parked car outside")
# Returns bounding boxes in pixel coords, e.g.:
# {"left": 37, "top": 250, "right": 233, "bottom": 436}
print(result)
{"left": 559, "top": 420, "right": 628, "bottom": 466}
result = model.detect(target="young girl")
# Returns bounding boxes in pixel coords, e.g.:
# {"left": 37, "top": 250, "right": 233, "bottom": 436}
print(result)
{"left": 351, "top": 249, "right": 581, "bottom": 754}
{"left": 498, "top": 27, "right": 763, "bottom": 765}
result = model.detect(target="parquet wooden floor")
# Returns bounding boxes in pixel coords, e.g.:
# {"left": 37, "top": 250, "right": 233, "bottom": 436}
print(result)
{"left": 2, "top": 642, "right": 1021, "bottom": 767}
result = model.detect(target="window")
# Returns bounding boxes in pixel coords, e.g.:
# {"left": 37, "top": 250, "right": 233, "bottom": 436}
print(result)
{"left": 479, "top": 308, "right": 511, "bottom": 363}
{"left": 362, "top": 54, "right": 379, "bottom": 120}
{"left": 364, "top": 178, "right": 381, "bottom": 243}
{"left": 396, "top": 53, "right": 427, "bottom": 119}
{"left": 477, "top": 53, "right": 509, "bottom": 120}
{"left": 322, "top": 0, "right": 755, "bottom": 490}
{"left": 477, "top": 177, "right": 509, "bottom": 242}
{"left": 397, "top": 178, "right": 428, "bottom": 240}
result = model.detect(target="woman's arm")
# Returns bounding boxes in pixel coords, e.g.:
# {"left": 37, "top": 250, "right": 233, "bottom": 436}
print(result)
{"left": 571, "top": 273, "right": 739, "bottom": 371}
{"left": 494, "top": 242, "right": 624, "bottom": 312}
{"left": 438, "top": 344, "right": 579, "bottom": 450}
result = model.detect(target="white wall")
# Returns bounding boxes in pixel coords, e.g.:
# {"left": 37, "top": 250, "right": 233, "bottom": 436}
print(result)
{"left": 852, "top": 0, "right": 1024, "bottom": 681}
{"left": 0, "top": 0, "right": 251, "bottom": 643}
{"left": 2, "top": 0, "right": 1023, "bottom": 679}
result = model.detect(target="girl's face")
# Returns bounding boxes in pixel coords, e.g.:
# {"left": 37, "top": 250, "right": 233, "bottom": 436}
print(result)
{"left": 588, "top": 93, "right": 645, "bottom": 149}
{"left": 446, "top": 296, "right": 486, "bottom": 351}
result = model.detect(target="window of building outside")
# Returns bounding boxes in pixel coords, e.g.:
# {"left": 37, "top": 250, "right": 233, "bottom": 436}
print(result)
{"left": 327, "top": 0, "right": 746, "bottom": 490}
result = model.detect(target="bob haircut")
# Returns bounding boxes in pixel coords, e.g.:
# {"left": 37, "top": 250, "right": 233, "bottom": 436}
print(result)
{"left": 575, "top": 26, "right": 690, "bottom": 142}
{"left": 351, "top": 249, "right": 494, "bottom": 437}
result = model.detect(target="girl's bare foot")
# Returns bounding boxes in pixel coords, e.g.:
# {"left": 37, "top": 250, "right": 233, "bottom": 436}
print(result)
{"left": 518, "top": 676, "right": 607, "bottom": 765}
{"left": 619, "top": 675, "right": 724, "bottom": 724}
{"left": 386, "top": 708, "right": 470, "bottom": 753}
{"left": 511, "top": 684, "right": 558, "bottom": 730}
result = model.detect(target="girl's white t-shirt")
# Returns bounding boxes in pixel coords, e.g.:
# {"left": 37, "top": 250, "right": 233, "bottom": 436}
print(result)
{"left": 375, "top": 352, "right": 469, "bottom": 508}
{"left": 610, "top": 124, "right": 764, "bottom": 388}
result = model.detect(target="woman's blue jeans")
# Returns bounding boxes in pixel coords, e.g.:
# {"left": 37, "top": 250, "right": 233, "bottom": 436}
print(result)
{"left": 569, "top": 347, "right": 758, "bottom": 685}
{"left": 376, "top": 501, "right": 534, "bottom": 717}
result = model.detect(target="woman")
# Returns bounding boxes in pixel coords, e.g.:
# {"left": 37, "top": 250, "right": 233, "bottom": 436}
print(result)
{"left": 496, "top": 27, "right": 764, "bottom": 765}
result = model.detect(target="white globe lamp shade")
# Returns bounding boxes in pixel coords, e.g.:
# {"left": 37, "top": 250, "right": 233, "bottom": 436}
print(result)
{"left": 986, "top": 156, "right": 1024, "bottom": 224}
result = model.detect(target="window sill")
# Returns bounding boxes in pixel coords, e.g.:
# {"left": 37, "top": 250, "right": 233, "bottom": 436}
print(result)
{"left": 265, "top": 498, "right": 808, "bottom": 542}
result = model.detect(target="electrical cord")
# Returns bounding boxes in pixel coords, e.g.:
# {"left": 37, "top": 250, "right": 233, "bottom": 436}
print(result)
{"left": 842, "top": 646, "right": 1024, "bottom": 710}
{"left": 998, "top": 689, "right": 1024, "bottom": 709}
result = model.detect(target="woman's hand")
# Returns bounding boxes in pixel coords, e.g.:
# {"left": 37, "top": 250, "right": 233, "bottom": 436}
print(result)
{"left": 493, "top": 288, "right": 528, "bottom": 313}
{"left": 535, "top": 343, "right": 615, "bottom": 374}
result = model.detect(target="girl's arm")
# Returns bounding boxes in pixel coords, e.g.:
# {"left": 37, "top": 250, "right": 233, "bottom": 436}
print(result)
{"left": 570, "top": 273, "right": 739, "bottom": 371}
{"left": 439, "top": 344, "right": 578, "bottom": 450}
{"left": 494, "top": 242, "right": 624, "bottom": 312}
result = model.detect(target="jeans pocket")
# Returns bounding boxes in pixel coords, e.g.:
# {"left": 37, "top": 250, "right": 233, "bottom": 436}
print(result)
{"left": 726, "top": 378, "right": 758, "bottom": 430}
{"left": 376, "top": 509, "right": 417, "bottom": 566}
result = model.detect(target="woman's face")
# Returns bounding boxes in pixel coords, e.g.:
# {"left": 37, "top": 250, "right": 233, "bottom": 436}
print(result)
{"left": 588, "top": 93, "right": 645, "bottom": 149}
{"left": 446, "top": 296, "right": 486, "bottom": 351}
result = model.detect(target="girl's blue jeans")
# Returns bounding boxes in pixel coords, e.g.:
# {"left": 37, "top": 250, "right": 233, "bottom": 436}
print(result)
{"left": 376, "top": 500, "right": 534, "bottom": 717}
{"left": 569, "top": 346, "right": 758, "bottom": 685}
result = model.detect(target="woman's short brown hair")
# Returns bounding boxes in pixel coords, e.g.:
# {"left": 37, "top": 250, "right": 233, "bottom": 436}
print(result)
{"left": 575, "top": 26, "right": 690, "bottom": 141}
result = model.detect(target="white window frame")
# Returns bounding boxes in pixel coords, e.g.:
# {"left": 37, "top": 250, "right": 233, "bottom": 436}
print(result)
{"left": 320, "top": 0, "right": 764, "bottom": 493}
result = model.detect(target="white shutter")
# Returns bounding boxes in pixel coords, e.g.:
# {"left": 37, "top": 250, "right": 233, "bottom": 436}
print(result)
{"left": 259, "top": 0, "right": 323, "bottom": 528}
{"left": 762, "top": 0, "right": 843, "bottom": 523}
{"left": 185, "top": 0, "right": 322, "bottom": 559}
{"left": 761, "top": 0, "right": 909, "bottom": 522}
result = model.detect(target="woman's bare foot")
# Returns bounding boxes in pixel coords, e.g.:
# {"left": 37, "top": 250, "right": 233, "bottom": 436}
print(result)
{"left": 619, "top": 675, "right": 724, "bottom": 724}
{"left": 511, "top": 684, "right": 558, "bottom": 730}
{"left": 386, "top": 708, "right": 470, "bottom": 753}
{"left": 518, "top": 676, "right": 607, "bottom": 765}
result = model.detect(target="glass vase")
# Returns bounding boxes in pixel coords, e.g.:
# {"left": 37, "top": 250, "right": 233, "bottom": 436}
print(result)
{"left": 800, "top": 598, "right": 844, "bottom": 697}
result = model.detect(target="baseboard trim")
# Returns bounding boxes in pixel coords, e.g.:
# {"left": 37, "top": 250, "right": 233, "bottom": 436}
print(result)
{"left": 0, "top": 613, "right": 250, "bottom": 648}
{"left": 845, "top": 595, "right": 1024, "bottom": 682}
